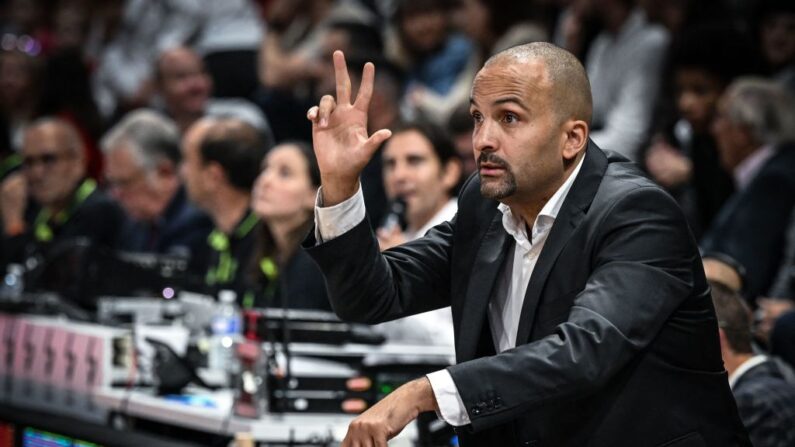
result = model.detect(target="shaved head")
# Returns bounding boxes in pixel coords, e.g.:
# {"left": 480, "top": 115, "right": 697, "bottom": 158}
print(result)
{"left": 483, "top": 42, "right": 592, "bottom": 126}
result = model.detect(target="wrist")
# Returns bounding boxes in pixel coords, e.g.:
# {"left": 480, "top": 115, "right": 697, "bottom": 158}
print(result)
{"left": 409, "top": 377, "right": 439, "bottom": 414}
{"left": 320, "top": 177, "right": 359, "bottom": 207}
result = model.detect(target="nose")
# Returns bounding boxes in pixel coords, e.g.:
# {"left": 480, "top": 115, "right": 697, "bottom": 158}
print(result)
{"left": 473, "top": 119, "right": 497, "bottom": 154}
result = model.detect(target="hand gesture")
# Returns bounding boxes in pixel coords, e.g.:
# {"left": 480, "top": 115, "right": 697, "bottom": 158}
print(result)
{"left": 342, "top": 377, "right": 438, "bottom": 447}
{"left": 307, "top": 51, "right": 392, "bottom": 206}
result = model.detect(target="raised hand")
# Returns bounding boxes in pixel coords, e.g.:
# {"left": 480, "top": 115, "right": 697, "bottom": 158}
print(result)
{"left": 307, "top": 51, "right": 392, "bottom": 206}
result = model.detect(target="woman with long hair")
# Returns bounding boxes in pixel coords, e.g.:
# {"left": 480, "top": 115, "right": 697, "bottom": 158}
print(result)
{"left": 247, "top": 141, "right": 330, "bottom": 311}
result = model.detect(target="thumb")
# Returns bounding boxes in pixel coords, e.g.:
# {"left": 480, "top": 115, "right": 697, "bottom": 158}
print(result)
{"left": 363, "top": 129, "right": 392, "bottom": 155}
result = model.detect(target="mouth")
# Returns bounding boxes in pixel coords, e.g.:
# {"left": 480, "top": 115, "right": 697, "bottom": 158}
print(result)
{"left": 478, "top": 163, "right": 505, "bottom": 177}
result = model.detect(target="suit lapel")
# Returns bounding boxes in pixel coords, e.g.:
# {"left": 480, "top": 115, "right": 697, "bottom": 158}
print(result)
{"left": 458, "top": 211, "right": 511, "bottom": 362}
{"left": 515, "top": 144, "right": 608, "bottom": 345}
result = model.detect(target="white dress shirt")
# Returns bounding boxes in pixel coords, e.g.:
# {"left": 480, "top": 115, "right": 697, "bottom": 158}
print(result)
{"left": 314, "top": 155, "right": 585, "bottom": 426}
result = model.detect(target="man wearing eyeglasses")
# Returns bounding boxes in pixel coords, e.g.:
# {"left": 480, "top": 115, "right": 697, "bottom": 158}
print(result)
{"left": 0, "top": 117, "right": 124, "bottom": 265}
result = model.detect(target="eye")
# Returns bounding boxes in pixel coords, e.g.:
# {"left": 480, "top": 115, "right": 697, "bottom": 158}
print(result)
{"left": 503, "top": 112, "right": 519, "bottom": 124}
{"left": 471, "top": 111, "right": 483, "bottom": 124}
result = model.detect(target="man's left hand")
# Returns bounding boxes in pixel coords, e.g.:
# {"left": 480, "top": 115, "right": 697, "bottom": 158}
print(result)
{"left": 343, "top": 377, "right": 438, "bottom": 447}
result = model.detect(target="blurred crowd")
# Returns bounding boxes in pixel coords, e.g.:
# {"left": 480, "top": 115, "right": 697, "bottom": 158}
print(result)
{"left": 0, "top": 0, "right": 794, "bottom": 444}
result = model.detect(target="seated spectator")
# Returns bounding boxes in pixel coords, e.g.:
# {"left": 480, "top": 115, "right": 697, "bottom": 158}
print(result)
{"left": 248, "top": 141, "right": 329, "bottom": 311}
{"left": 101, "top": 109, "right": 212, "bottom": 271}
{"left": 645, "top": 23, "right": 758, "bottom": 237}
{"left": 711, "top": 281, "right": 795, "bottom": 447}
{"left": 374, "top": 121, "right": 462, "bottom": 347}
{"left": 180, "top": 117, "right": 266, "bottom": 296}
{"left": 155, "top": 46, "right": 271, "bottom": 142}
{"left": 388, "top": 0, "right": 473, "bottom": 125}
{"left": 701, "top": 78, "right": 795, "bottom": 301}
{"left": 581, "top": 0, "right": 670, "bottom": 161}
{"left": 1, "top": 118, "right": 123, "bottom": 265}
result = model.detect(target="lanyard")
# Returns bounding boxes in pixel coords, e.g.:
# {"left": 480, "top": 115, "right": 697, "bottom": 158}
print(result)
{"left": 206, "top": 211, "right": 259, "bottom": 286}
{"left": 34, "top": 179, "right": 97, "bottom": 243}
{"left": 242, "top": 256, "right": 279, "bottom": 310}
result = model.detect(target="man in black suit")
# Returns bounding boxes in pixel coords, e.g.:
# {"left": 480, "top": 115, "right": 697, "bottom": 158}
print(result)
{"left": 306, "top": 43, "right": 749, "bottom": 446}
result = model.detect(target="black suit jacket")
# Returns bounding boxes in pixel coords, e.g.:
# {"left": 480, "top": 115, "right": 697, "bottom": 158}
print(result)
{"left": 307, "top": 143, "right": 750, "bottom": 446}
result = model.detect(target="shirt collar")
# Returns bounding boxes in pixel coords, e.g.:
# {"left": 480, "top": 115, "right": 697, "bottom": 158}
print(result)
{"left": 733, "top": 145, "right": 776, "bottom": 190}
{"left": 498, "top": 154, "right": 586, "bottom": 246}
{"left": 729, "top": 354, "right": 768, "bottom": 390}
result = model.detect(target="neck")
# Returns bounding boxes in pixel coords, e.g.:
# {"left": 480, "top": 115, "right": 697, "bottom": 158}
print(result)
{"left": 45, "top": 179, "right": 84, "bottom": 215}
{"left": 724, "top": 351, "right": 755, "bottom": 376}
{"left": 209, "top": 189, "right": 251, "bottom": 234}
{"left": 266, "top": 212, "right": 309, "bottom": 262}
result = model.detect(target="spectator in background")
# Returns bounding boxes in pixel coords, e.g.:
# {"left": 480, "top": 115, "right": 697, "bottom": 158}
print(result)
{"left": 377, "top": 121, "right": 462, "bottom": 250}
{"left": 711, "top": 281, "right": 795, "bottom": 447}
{"left": 248, "top": 141, "right": 330, "bottom": 311}
{"left": 0, "top": 118, "right": 123, "bottom": 266}
{"left": 374, "top": 121, "right": 462, "bottom": 348}
{"left": 180, "top": 117, "right": 266, "bottom": 296}
{"left": 702, "top": 78, "right": 795, "bottom": 302}
{"left": 581, "top": 0, "right": 670, "bottom": 161}
{"left": 388, "top": 0, "right": 473, "bottom": 125}
{"left": 154, "top": 46, "right": 272, "bottom": 141}
{"left": 101, "top": 109, "right": 212, "bottom": 271}
{"left": 645, "top": 23, "right": 758, "bottom": 237}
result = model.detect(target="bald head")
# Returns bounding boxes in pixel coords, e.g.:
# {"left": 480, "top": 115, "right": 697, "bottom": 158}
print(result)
{"left": 483, "top": 42, "right": 592, "bottom": 126}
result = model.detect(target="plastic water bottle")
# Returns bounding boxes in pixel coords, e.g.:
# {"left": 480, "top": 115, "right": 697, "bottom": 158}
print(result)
{"left": 0, "top": 264, "right": 24, "bottom": 301}
{"left": 208, "top": 290, "right": 242, "bottom": 374}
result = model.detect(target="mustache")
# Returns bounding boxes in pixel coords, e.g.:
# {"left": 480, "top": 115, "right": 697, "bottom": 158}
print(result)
{"left": 477, "top": 152, "right": 509, "bottom": 169}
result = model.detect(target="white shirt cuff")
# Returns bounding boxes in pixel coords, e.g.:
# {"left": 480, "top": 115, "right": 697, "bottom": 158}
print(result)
{"left": 426, "top": 369, "right": 471, "bottom": 426}
{"left": 313, "top": 184, "right": 366, "bottom": 244}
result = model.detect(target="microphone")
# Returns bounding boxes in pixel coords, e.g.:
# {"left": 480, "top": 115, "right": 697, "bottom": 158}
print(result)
{"left": 380, "top": 197, "right": 408, "bottom": 232}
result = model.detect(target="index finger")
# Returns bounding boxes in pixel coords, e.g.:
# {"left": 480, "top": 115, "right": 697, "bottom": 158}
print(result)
{"left": 334, "top": 50, "right": 352, "bottom": 105}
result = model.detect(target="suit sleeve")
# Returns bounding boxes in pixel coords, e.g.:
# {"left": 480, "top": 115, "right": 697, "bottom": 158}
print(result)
{"left": 447, "top": 185, "right": 701, "bottom": 432}
{"left": 305, "top": 210, "right": 456, "bottom": 324}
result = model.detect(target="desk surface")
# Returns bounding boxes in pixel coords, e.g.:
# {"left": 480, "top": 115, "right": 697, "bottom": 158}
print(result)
{"left": 94, "top": 387, "right": 418, "bottom": 445}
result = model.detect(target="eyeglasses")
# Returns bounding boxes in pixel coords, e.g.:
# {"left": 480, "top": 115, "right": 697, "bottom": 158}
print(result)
{"left": 21, "top": 151, "right": 72, "bottom": 170}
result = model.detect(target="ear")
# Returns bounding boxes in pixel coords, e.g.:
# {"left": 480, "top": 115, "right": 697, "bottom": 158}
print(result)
{"left": 562, "top": 119, "right": 588, "bottom": 162}
{"left": 441, "top": 158, "right": 463, "bottom": 193}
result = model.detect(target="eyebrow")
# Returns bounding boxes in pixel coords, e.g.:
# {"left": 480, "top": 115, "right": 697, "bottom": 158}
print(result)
{"left": 470, "top": 96, "right": 529, "bottom": 112}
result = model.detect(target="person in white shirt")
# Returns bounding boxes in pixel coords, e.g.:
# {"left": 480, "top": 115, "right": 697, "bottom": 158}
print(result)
{"left": 375, "top": 121, "right": 462, "bottom": 347}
